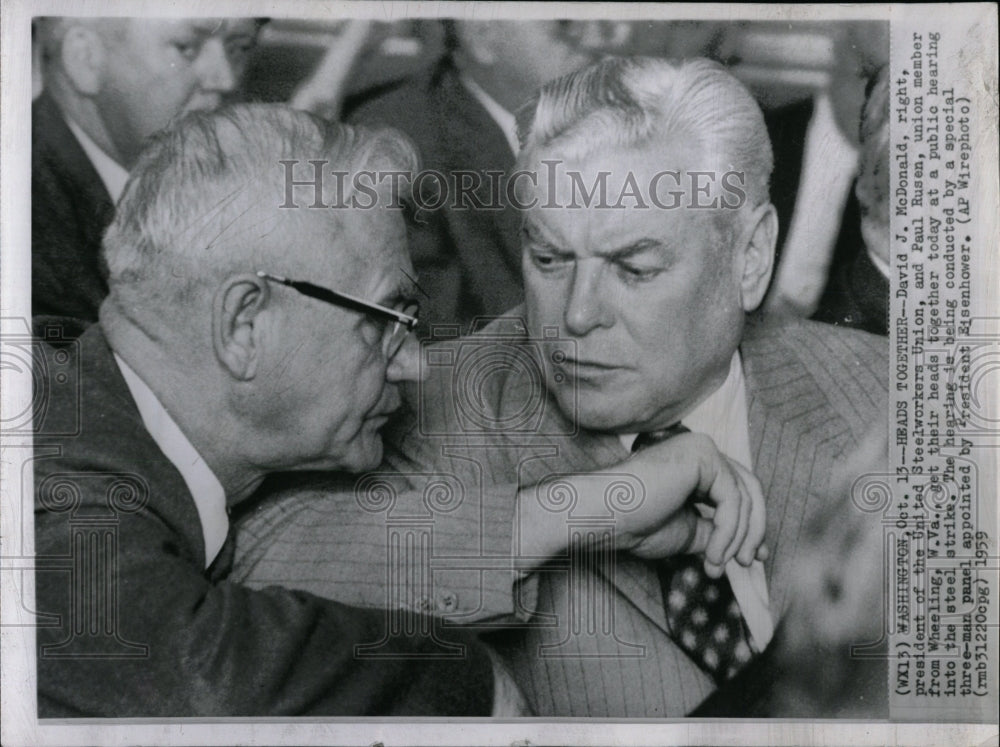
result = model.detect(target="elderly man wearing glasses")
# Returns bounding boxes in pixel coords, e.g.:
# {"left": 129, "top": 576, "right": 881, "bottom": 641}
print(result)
{"left": 33, "top": 103, "right": 763, "bottom": 717}
{"left": 32, "top": 104, "right": 493, "bottom": 717}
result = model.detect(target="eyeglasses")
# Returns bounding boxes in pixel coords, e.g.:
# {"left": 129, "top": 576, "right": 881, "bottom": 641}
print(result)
{"left": 256, "top": 271, "right": 419, "bottom": 360}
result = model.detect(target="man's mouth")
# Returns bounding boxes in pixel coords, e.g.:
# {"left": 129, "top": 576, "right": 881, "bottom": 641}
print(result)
{"left": 556, "top": 357, "right": 622, "bottom": 380}
{"left": 368, "top": 390, "right": 402, "bottom": 422}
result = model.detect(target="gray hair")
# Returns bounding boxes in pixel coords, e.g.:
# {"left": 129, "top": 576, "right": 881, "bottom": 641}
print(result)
{"left": 515, "top": 56, "right": 773, "bottom": 209}
{"left": 103, "top": 103, "right": 418, "bottom": 317}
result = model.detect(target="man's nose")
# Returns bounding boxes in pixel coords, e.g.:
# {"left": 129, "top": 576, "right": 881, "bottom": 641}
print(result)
{"left": 385, "top": 334, "right": 425, "bottom": 384}
{"left": 564, "top": 260, "right": 613, "bottom": 336}
{"left": 196, "top": 39, "right": 238, "bottom": 93}
{"left": 566, "top": 21, "right": 633, "bottom": 52}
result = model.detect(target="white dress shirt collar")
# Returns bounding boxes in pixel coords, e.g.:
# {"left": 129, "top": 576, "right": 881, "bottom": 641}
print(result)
{"left": 865, "top": 236, "right": 892, "bottom": 280}
{"left": 458, "top": 72, "right": 520, "bottom": 155}
{"left": 64, "top": 115, "right": 129, "bottom": 202}
{"left": 619, "top": 350, "right": 774, "bottom": 651}
{"left": 619, "top": 351, "right": 750, "bottom": 468}
{"left": 113, "top": 353, "right": 229, "bottom": 568}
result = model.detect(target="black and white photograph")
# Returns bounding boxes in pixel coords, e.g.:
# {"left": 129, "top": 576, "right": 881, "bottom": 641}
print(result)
{"left": 1, "top": 2, "right": 997, "bottom": 745}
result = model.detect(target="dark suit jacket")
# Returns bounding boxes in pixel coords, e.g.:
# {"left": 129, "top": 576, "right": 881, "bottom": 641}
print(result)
{"left": 813, "top": 245, "right": 889, "bottom": 336}
{"left": 233, "top": 313, "right": 888, "bottom": 717}
{"left": 32, "top": 93, "right": 115, "bottom": 326}
{"left": 346, "top": 58, "right": 524, "bottom": 333}
{"left": 33, "top": 321, "right": 494, "bottom": 717}
{"left": 764, "top": 98, "right": 864, "bottom": 301}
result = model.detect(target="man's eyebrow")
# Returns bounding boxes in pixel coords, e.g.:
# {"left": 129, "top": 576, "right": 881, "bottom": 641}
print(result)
{"left": 600, "top": 238, "right": 669, "bottom": 262}
{"left": 522, "top": 223, "right": 565, "bottom": 252}
{"left": 523, "top": 223, "right": 670, "bottom": 262}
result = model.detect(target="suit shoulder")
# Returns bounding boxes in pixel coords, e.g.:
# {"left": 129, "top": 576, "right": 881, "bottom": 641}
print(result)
{"left": 792, "top": 317, "right": 888, "bottom": 370}
{"left": 744, "top": 315, "right": 888, "bottom": 435}
{"left": 747, "top": 314, "right": 887, "bottom": 370}
{"left": 346, "top": 68, "right": 441, "bottom": 142}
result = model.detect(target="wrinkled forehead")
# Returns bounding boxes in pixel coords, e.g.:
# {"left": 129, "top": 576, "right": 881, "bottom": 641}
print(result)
{"left": 284, "top": 203, "right": 412, "bottom": 286}
{"left": 527, "top": 132, "right": 721, "bottom": 191}
{"left": 519, "top": 139, "right": 741, "bottom": 239}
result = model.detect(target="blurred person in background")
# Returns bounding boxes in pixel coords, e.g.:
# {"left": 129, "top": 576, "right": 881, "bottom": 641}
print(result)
{"left": 344, "top": 20, "right": 629, "bottom": 332}
{"left": 32, "top": 17, "right": 263, "bottom": 326}
{"left": 764, "top": 21, "right": 889, "bottom": 319}
{"left": 813, "top": 65, "right": 891, "bottom": 335}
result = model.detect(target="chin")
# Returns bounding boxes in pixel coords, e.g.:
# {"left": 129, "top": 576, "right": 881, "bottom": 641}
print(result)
{"left": 553, "top": 390, "right": 639, "bottom": 433}
{"left": 573, "top": 408, "right": 639, "bottom": 433}
{"left": 340, "top": 439, "right": 384, "bottom": 474}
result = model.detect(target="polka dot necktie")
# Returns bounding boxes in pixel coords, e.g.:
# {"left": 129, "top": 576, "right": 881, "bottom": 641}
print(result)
{"left": 631, "top": 424, "right": 756, "bottom": 683}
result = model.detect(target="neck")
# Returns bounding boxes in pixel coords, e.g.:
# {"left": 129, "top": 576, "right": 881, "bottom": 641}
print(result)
{"left": 640, "top": 359, "right": 734, "bottom": 434}
{"left": 47, "top": 80, "right": 128, "bottom": 167}
{"left": 100, "top": 301, "right": 267, "bottom": 505}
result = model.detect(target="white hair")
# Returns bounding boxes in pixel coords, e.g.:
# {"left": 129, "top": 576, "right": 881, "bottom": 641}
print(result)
{"left": 103, "top": 103, "right": 418, "bottom": 318}
{"left": 515, "top": 56, "right": 773, "bottom": 209}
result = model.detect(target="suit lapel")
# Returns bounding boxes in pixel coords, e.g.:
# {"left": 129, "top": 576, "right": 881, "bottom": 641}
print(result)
{"left": 741, "top": 318, "right": 858, "bottom": 617}
{"left": 74, "top": 325, "right": 209, "bottom": 568}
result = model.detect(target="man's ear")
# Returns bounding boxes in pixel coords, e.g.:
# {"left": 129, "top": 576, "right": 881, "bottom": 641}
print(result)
{"left": 59, "top": 25, "right": 106, "bottom": 96}
{"left": 737, "top": 203, "right": 778, "bottom": 312}
{"left": 213, "top": 274, "right": 270, "bottom": 381}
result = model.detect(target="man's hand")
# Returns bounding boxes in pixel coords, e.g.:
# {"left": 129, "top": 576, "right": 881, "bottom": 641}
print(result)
{"left": 618, "top": 432, "right": 767, "bottom": 576}
{"left": 517, "top": 433, "right": 766, "bottom": 576}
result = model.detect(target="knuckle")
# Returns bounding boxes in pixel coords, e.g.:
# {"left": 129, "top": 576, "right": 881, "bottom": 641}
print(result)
{"left": 691, "top": 432, "right": 715, "bottom": 451}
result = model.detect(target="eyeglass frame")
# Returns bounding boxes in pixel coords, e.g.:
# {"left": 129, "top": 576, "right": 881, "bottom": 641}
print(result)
{"left": 256, "top": 270, "right": 419, "bottom": 359}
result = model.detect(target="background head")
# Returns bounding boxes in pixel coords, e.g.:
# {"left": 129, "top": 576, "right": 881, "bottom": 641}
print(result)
{"left": 828, "top": 21, "right": 890, "bottom": 148}
{"left": 448, "top": 20, "right": 628, "bottom": 112}
{"left": 36, "top": 17, "right": 263, "bottom": 168}
{"left": 102, "top": 104, "right": 422, "bottom": 474}
{"left": 855, "top": 65, "right": 891, "bottom": 269}
{"left": 514, "top": 57, "right": 778, "bottom": 432}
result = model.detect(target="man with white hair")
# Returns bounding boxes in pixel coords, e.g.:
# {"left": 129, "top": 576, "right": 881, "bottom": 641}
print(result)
{"left": 234, "top": 56, "right": 888, "bottom": 717}
{"left": 33, "top": 104, "right": 504, "bottom": 716}
{"left": 34, "top": 101, "right": 764, "bottom": 717}
{"left": 32, "top": 17, "right": 262, "bottom": 324}
{"left": 490, "top": 56, "right": 885, "bottom": 715}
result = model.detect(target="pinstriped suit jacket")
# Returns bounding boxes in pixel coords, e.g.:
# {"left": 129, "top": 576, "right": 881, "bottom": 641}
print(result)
{"left": 232, "top": 314, "right": 887, "bottom": 717}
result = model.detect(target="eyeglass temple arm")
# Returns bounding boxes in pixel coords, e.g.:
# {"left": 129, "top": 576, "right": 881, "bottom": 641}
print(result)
{"left": 256, "top": 271, "right": 418, "bottom": 328}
